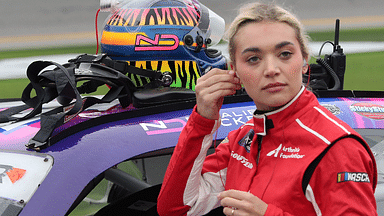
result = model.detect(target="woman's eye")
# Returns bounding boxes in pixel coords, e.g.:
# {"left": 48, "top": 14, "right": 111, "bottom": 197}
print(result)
{"left": 247, "top": 56, "right": 259, "bottom": 63}
{"left": 280, "top": 51, "right": 292, "bottom": 58}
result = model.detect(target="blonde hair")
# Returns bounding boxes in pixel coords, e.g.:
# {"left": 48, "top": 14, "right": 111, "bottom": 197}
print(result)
{"left": 226, "top": 2, "right": 310, "bottom": 63}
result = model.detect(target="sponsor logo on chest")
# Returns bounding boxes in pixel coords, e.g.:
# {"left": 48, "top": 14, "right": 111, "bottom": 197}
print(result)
{"left": 230, "top": 151, "right": 254, "bottom": 169}
{"left": 266, "top": 144, "right": 305, "bottom": 159}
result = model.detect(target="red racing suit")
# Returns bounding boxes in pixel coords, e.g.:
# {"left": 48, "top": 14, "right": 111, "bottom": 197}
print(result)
{"left": 157, "top": 87, "right": 377, "bottom": 216}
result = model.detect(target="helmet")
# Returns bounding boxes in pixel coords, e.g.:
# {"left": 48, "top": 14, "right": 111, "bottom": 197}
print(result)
{"left": 100, "top": 0, "right": 227, "bottom": 90}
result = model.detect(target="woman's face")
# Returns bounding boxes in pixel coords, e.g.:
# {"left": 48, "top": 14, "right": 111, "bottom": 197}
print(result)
{"left": 232, "top": 21, "right": 308, "bottom": 111}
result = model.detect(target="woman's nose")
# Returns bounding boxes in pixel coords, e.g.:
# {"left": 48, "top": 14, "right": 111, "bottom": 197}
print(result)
{"left": 263, "top": 58, "right": 280, "bottom": 77}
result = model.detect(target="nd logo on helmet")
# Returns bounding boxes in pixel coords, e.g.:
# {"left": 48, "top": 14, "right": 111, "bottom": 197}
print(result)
{"left": 135, "top": 34, "right": 179, "bottom": 51}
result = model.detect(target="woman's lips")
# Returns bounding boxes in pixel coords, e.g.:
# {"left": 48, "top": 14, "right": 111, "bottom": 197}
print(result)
{"left": 262, "top": 82, "right": 287, "bottom": 92}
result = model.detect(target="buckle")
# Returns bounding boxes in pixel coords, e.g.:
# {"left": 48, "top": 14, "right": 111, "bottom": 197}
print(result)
{"left": 160, "top": 72, "right": 173, "bottom": 86}
{"left": 68, "top": 54, "right": 87, "bottom": 63}
{"left": 92, "top": 53, "right": 107, "bottom": 63}
{"left": 26, "top": 139, "right": 50, "bottom": 152}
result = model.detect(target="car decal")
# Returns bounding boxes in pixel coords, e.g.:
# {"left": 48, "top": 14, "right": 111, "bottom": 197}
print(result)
{"left": 0, "top": 165, "right": 26, "bottom": 184}
{"left": 350, "top": 102, "right": 384, "bottom": 120}
{"left": 338, "top": 98, "right": 384, "bottom": 128}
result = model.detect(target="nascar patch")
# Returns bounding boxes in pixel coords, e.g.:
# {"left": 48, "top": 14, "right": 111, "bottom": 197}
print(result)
{"left": 337, "top": 172, "right": 370, "bottom": 183}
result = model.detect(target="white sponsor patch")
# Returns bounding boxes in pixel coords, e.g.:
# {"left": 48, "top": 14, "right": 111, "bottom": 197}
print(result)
{"left": 267, "top": 144, "right": 305, "bottom": 159}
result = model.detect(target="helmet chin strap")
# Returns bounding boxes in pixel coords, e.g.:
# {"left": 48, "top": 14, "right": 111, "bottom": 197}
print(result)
{"left": 69, "top": 54, "right": 173, "bottom": 89}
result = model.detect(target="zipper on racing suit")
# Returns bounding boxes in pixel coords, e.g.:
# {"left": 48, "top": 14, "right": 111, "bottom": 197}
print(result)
{"left": 255, "top": 117, "right": 273, "bottom": 166}
{"left": 256, "top": 135, "right": 263, "bottom": 166}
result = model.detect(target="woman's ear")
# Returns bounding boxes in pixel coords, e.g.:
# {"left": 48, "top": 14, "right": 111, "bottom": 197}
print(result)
{"left": 230, "top": 61, "right": 235, "bottom": 71}
{"left": 230, "top": 62, "right": 240, "bottom": 78}
{"left": 302, "top": 58, "right": 309, "bottom": 74}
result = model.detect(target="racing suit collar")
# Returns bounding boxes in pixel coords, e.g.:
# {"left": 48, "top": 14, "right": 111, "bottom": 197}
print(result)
{"left": 252, "top": 86, "right": 307, "bottom": 136}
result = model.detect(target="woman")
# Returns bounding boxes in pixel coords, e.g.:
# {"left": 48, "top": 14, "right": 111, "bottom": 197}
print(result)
{"left": 157, "top": 2, "right": 377, "bottom": 216}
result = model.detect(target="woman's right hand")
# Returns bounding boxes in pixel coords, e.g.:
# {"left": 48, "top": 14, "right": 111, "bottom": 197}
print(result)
{"left": 195, "top": 69, "right": 241, "bottom": 120}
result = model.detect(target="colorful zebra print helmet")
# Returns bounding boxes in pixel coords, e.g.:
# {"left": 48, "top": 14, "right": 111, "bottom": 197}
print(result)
{"left": 100, "top": 0, "right": 227, "bottom": 90}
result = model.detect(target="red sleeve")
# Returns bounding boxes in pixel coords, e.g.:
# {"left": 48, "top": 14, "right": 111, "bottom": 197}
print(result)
{"left": 157, "top": 106, "right": 219, "bottom": 216}
{"left": 307, "top": 137, "right": 377, "bottom": 215}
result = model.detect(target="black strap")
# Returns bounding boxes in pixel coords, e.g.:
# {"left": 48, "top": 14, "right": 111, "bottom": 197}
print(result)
{"left": 0, "top": 104, "right": 31, "bottom": 123}
{"left": 25, "top": 61, "right": 134, "bottom": 151}
{"left": 24, "top": 61, "right": 84, "bottom": 150}
{"left": 302, "top": 134, "right": 370, "bottom": 194}
{"left": 69, "top": 54, "right": 169, "bottom": 87}
{"left": 0, "top": 61, "right": 79, "bottom": 123}
{"left": 1, "top": 54, "right": 174, "bottom": 151}
{"left": 27, "top": 93, "right": 122, "bottom": 151}
{"left": 0, "top": 58, "right": 134, "bottom": 149}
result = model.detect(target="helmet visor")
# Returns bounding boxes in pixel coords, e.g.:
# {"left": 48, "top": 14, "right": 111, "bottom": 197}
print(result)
{"left": 205, "top": 6, "right": 225, "bottom": 46}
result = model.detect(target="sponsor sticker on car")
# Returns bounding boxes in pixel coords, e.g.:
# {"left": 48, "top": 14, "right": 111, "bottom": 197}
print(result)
{"left": 350, "top": 102, "right": 384, "bottom": 120}
{"left": 0, "top": 151, "right": 53, "bottom": 203}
